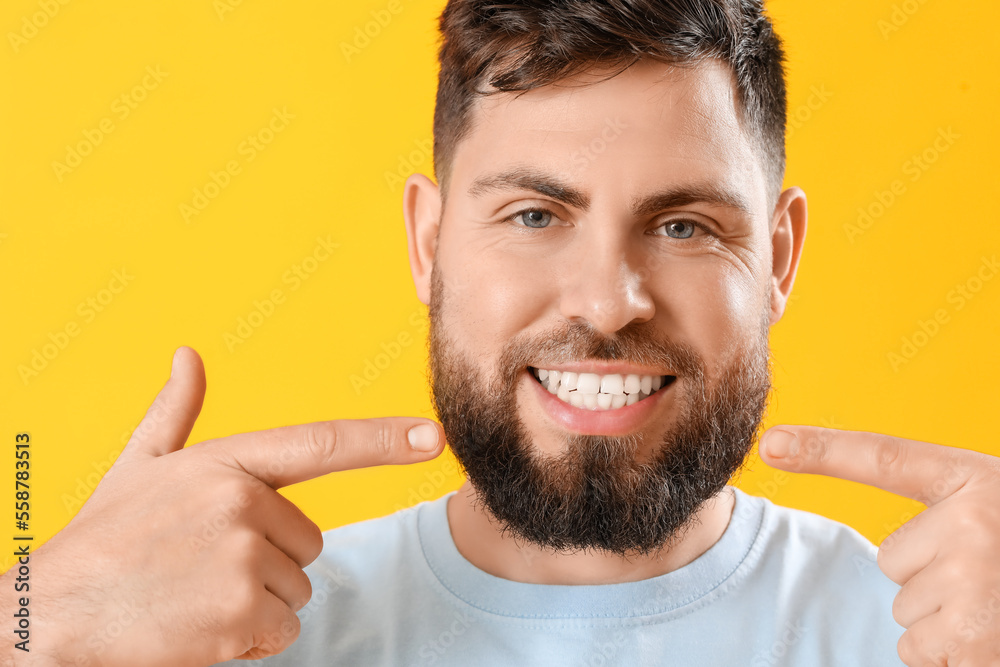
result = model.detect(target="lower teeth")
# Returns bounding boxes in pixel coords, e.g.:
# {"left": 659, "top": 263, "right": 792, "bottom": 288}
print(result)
{"left": 533, "top": 369, "right": 664, "bottom": 411}
{"left": 563, "top": 390, "right": 648, "bottom": 410}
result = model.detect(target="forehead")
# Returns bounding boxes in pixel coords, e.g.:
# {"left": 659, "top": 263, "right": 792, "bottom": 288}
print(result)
{"left": 449, "top": 58, "right": 768, "bottom": 216}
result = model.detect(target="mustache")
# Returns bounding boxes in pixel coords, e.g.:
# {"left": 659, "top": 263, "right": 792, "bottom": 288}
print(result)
{"left": 495, "top": 319, "right": 705, "bottom": 389}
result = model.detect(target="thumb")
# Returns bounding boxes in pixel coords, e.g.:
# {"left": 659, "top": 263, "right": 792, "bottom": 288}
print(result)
{"left": 121, "top": 346, "right": 207, "bottom": 459}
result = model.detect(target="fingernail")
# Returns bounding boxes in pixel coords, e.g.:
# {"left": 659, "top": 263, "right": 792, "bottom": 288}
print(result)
{"left": 765, "top": 429, "right": 799, "bottom": 458}
{"left": 407, "top": 423, "right": 439, "bottom": 452}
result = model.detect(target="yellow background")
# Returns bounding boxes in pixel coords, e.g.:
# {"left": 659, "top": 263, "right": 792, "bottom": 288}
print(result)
{"left": 1, "top": 0, "right": 998, "bottom": 573}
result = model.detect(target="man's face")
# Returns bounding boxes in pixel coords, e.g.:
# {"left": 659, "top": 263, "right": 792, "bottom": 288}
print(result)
{"left": 421, "top": 59, "right": 783, "bottom": 556}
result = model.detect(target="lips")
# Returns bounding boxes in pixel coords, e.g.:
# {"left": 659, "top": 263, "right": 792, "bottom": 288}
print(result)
{"left": 529, "top": 366, "right": 671, "bottom": 411}
{"left": 525, "top": 366, "right": 678, "bottom": 436}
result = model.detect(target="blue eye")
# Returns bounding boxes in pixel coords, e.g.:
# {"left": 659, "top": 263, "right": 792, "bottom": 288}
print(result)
{"left": 511, "top": 209, "right": 552, "bottom": 228}
{"left": 661, "top": 221, "right": 696, "bottom": 239}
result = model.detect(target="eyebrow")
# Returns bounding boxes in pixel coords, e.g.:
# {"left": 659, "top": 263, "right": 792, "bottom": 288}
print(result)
{"left": 467, "top": 166, "right": 753, "bottom": 218}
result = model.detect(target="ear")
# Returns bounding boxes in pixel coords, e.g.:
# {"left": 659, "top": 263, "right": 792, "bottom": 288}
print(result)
{"left": 768, "top": 186, "right": 808, "bottom": 325}
{"left": 402, "top": 172, "right": 442, "bottom": 305}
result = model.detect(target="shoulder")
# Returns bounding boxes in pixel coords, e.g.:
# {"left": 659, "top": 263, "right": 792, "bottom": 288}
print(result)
{"left": 318, "top": 501, "right": 423, "bottom": 558}
{"left": 732, "top": 488, "right": 903, "bottom": 655}
{"left": 723, "top": 486, "right": 898, "bottom": 603}
{"left": 745, "top": 488, "right": 884, "bottom": 572}
{"left": 735, "top": 486, "right": 889, "bottom": 582}
{"left": 300, "top": 495, "right": 443, "bottom": 605}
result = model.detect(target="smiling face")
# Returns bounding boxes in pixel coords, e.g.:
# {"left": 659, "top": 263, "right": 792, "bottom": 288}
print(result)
{"left": 403, "top": 57, "right": 806, "bottom": 555}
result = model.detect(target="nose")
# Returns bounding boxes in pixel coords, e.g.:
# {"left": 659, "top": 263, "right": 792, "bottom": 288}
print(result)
{"left": 558, "top": 228, "right": 655, "bottom": 335}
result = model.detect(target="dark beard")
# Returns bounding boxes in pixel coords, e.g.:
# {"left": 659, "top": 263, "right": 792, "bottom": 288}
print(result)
{"left": 427, "top": 264, "right": 772, "bottom": 557}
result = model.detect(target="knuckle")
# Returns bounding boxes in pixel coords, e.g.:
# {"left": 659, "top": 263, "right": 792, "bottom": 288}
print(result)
{"left": 304, "top": 521, "right": 324, "bottom": 564}
{"left": 242, "top": 476, "right": 270, "bottom": 504}
{"left": 896, "top": 629, "right": 920, "bottom": 665}
{"left": 295, "top": 571, "right": 314, "bottom": 611}
{"left": 234, "top": 530, "right": 266, "bottom": 567}
{"left": 954, "top": 505, "right": 996, "bottom": 542}
{"left": 216, "top": 632, "right": 253, "bottom": 663}
{"left": 939, "top": 557, "right": 969, "bottom": 585}
{"left": 943, "top": 607, "right": 971, "bottom": 638}
{"left": 876, "top": 545, "right": 904, "bottom": 582}
{"left": 276, "top": 610, "right": 302, "bottom": 648}
{"left": 371, "top": 422, "right": 397, "bottom": 460}
{"left": 971, "top": 528, "right": 1000, "bottom": 557}
{"left": 256, "top": 612, "right": 301, "bottom": 657}
{"left": 226, "top": 521, "right": 257, "bottom": 548}
{"left": 223, "top": 579, "right": 262, "bottom": 624}
{"left": 303, "top": 423, "right": 339, "bottom": 465}
{"left": 891, "top": 593, "right": 908, "bottom": 627}
{"left": 801, "top": 429, "right": 829, "bottom": 462}
{"left": 214, "top": 493, "right": 257, "bottom": 533}
{"left": 872, "top": 434, "right": 905, "bottom": 478}
{"left": 218, "top": 476, "right": 257, "bottom": 506}
{"left": 876, "top": 543, "right": 892, "bottom": 568}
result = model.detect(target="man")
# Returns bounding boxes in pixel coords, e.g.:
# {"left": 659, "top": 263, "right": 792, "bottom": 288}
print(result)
{"left": 5, "top": 1, "right": 999, "bottom": 666}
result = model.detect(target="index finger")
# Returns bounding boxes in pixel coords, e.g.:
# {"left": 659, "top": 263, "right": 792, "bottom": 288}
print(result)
{"left": 191, "top": 417, "right": 445, "bottom": 488}
{"left": 759, "top": 425, "right": 989, "bottom": 506}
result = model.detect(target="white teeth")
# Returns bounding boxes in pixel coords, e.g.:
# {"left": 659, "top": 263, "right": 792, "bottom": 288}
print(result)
{"left": 576, "top": 373, "right": 601, "bottom": 394}
{"left": 548, "top": 370, "right": 562, "bottom": 392}
{"left": 532, "top": 367, "right": 671, "bottom": 412}
{"left": 600, "top": 374, "right": 624, "bottom": 395}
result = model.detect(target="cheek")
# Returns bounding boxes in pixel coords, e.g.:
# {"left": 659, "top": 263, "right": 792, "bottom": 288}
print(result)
{"left": 655, "top": 257, "right": 766, "bottom": 374}
{"left": 437, "top": 232, "right": 550, "bottom": 351}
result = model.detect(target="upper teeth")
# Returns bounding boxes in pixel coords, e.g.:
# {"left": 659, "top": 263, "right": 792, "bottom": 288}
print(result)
{"left": 531, "top": 368, "right": 668, "bottom": 411}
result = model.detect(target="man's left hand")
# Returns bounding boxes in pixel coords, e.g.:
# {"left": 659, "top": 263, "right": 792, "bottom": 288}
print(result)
{"left": 760, "top": 425, "right": 1000, "bottom": 667}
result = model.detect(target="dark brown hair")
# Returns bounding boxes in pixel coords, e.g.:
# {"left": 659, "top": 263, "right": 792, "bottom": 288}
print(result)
{"left": 433, "top": 0, "right": 787, "bottom": 203}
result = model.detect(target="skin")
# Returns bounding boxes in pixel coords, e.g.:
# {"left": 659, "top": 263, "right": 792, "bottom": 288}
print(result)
{"left": 0, "top": 347, "right": 447, "bottom": 666}
{"left": 404, "top": 57, "right": 1000, "bottom": 665}
{"left": 404, "top": 58, "right": 806, "bottom": 584}
{"left": 762, "top": 429, "right": 1000, "bottom": 666}
{"left": 2, "top": 58, "right": 996, "bottom": 667}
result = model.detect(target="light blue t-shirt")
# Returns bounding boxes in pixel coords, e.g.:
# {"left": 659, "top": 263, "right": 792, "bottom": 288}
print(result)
{"left": 222, "top": 486, "right": 904, "bottom": 666}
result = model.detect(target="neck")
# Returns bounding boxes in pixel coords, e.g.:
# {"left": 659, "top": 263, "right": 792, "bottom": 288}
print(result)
{"left": 445, "top": 481, "right": 736, "bottom": 585}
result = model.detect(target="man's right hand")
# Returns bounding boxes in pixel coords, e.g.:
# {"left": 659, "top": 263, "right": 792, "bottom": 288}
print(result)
{"left": 3, "top": 346, "right": 445, "bottom": 667}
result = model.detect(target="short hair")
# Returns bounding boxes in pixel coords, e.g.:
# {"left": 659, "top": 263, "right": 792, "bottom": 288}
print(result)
{"left": 433, "top": 0, "right": 787, "bottom": 207}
